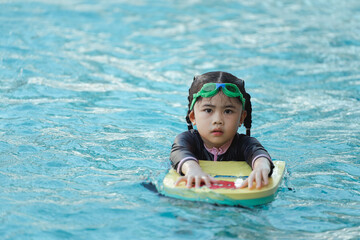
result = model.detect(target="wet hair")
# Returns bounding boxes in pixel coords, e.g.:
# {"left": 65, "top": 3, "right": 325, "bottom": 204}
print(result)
{"left": 185, "top": 71, "right": 253, "bottom": 136}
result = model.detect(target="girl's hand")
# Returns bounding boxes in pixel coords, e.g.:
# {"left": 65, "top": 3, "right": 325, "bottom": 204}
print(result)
{"left": 239, "top": 157, "right": 271, "bottom": 189}
{"left": 174, "top": 160, "right": 218, "bottom": 188}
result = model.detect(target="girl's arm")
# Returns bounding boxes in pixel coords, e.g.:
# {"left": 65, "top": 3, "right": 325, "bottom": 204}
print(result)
{"left": 239, "top": 157, "right": 271, "bottom": 189}
{"left": 174, "top": 160, "right": 218, "bottom": 188}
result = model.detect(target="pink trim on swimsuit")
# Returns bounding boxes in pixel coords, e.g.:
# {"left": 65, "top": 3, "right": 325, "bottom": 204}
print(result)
{"left": 204, "top": 139, "right": 232, "bottom": 161}
{"left": 252, "top": 154, "right": 272, "bottom": 169}
{"left": 177, "top": 157, "right": 198, "bottom": 174}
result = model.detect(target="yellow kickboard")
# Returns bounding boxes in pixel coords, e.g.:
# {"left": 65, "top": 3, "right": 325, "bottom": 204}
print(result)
{"left": 160, "top": 160, "right": 286, "bottom": 206}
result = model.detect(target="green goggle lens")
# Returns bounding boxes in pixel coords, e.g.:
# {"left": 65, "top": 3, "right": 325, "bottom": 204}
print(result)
{"left": 190, "top": 83, "right": 245, "bottom": 110}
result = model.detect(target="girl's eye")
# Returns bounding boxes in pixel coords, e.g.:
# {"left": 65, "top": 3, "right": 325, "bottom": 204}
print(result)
{"left": 204, "top": 108, "right": 212, "bottom": 113}
{"left": 224, "top": 109, "right": 233, "bottom": 114}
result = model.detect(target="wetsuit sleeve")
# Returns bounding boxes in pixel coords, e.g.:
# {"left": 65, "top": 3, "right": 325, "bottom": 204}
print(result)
{"left": 170, "top": 131, "right": 199, "bottom": 175}
{"left": 240, "top": 136, "right": 275, "bottom": 176}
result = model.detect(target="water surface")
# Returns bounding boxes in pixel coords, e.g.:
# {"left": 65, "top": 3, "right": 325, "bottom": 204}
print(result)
{"left": 0, "top": 0, "right": 359, "bottom": 239}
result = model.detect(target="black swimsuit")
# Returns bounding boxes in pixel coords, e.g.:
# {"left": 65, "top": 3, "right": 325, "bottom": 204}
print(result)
{"left": 170, "top": 129, "right": 274, "bottom": 176}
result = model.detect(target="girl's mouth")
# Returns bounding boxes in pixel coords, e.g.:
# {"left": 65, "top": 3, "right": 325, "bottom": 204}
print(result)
{"left": 211, "top": 130, "right": 223, "bottom": 136}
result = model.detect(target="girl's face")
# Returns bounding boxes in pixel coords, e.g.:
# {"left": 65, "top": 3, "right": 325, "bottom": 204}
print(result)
{"left": 189, "top": 91, "right": 247, "bottom": 149}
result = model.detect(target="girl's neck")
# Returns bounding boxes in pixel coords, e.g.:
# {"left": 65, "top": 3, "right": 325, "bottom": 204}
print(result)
{"left": 204, "top": 138, "right": 233, "bottom": 161}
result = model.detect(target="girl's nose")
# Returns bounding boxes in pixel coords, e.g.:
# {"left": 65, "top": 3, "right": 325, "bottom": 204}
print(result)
{"left": 213, "top": 112, "right": 223, "bottom": 125}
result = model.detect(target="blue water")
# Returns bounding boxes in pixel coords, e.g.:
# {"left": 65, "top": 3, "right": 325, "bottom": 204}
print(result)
{"left": 1, "top": 0, "right": 359, "bottom": 239}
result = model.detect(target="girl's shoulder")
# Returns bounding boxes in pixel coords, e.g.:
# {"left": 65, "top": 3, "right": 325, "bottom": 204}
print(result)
{"left": 177, "top": 129, "right": 200, "bottom": 137}
{"left": 174, "top": 129, "right": 202, "bottom": 144}
{"left": 233, "top": 132, "right": 247, "bottom": 141}
{"left": 233, "top": 133, "right": 261, "bottom": 145}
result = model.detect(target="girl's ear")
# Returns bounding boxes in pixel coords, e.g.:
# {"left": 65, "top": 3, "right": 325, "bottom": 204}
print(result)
{"left": 189, "top": 110, "right": 196, "bottom": 125}
{"left": 239, "top": 110, "right": 247, "bottom": 126}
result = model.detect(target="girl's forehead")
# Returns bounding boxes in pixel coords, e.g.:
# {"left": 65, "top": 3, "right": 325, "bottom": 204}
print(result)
{"left": 199, "top": 92, "right": 242, "bottom": 107}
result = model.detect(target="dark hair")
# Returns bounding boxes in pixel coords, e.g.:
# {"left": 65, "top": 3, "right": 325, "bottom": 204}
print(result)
{"left": 185, "top": 71, "right": 253, "bottom": 136}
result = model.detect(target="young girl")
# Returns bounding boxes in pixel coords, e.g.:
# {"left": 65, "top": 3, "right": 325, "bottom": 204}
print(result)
{"left": 170, "top": 71, "right": 274, "bottom": 189}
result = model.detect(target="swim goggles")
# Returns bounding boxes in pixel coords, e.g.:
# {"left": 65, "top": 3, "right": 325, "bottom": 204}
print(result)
{"left": 190, "top": 83, "right": 245, "bottom": 110}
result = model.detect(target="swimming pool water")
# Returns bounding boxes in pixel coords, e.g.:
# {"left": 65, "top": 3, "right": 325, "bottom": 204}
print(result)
{"left": 1, "top": 0, "right": 359, "bottom": 239}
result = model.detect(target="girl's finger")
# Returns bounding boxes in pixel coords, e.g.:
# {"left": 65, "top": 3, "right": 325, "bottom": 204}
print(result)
{"left": 248, "top": 173, "right": 255, "bottom": 189}
{"left": 186, "top": 176, "right": 194, "bottom": 188}
{"left": 262, "top": 170, "right": 269, "bottom": 186}
{"left": 195, "top": 176, "right": 201, "bottom": 188}
{"left": 208, "top": 175, "right": 219, "bottom": 182}
{"left": 203, "top": 176, "right": 211, "bottom": 188}
{"left": 256, "top": 171, "right": 262, "bottom": 189}
{"left": 239, "top": 178, "right": 249, "bottom": 189}
{"left": 175, "top": 177, "right": 186, "bottom": 186}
